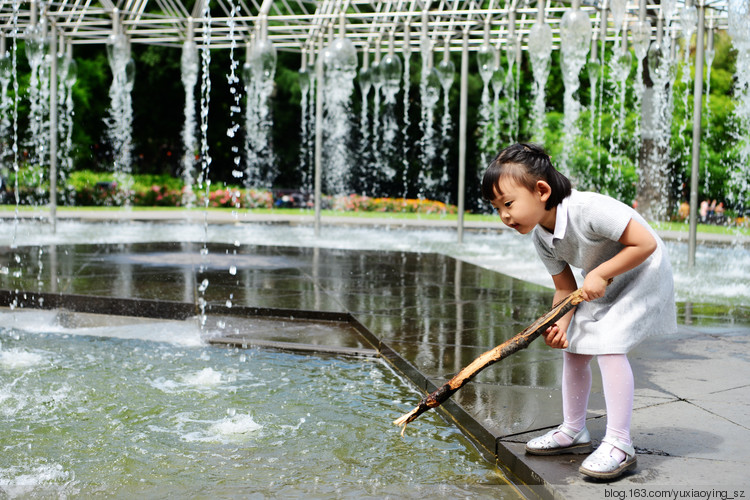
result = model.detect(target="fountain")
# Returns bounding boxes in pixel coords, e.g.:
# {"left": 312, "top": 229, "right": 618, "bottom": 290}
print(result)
{"left": 435, "top": 37, "right": 455, "bottom": 199}
{"left": 639, "top": 10, "right": 676, "bottom": 221}
{"left": 476, "top": 24, "right": 498, "bottom": 176}
{"left": 299, "top": 48, "right": 315, "bottom": 195}
{"left": 728, "top": 0, "right": 750, "bottom": 211}
{"left": 180, "top": 20, "right": 199, "bottom": 207}
{"left": 558, "top": 0, "right": 592, "bottom": 175}
{"left": 243, "top": 25, "right": 278, "bottom": 190}
{"left": 0, "top": 2, "right": 750, "bottom": 492}
{"left": 378, "top": 33, "right": 402, "bottom": 184}
{"left": 322, "top": 22, "right": 357, "bottom": 196}
{"left": 56, "top": 41, "right": 77, "bottom": 206}
{"left": 527, "top": 5, "right": 552, "bottom": 145}
{"left": 105, "top": 13, "right": 135, "bottom": 204}
{"left": 417, "top": 12, "right": 441, "bottom": 199}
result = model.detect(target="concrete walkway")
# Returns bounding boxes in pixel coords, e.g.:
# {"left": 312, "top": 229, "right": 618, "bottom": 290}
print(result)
{"left": 2, "top": 210, "right": 749, "bottom": 499}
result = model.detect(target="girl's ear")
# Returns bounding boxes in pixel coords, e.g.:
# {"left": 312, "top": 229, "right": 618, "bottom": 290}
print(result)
{"left": 536, "top": 180, "right": 552, "bottom": 203}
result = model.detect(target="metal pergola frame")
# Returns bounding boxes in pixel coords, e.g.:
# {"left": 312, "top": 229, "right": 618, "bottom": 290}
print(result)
{"left": 0, "top": 0, "right": 729, "bottom": 52}
{"left": 0, "top": 0, "right": 731, "bottom": 263}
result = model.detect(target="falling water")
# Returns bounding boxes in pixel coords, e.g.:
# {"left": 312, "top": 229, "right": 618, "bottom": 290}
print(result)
{"left": 322, "top": 36, "right": 357, "bottom": 196}
{"left": 56, "top": 45, "right": 77, "bottom": 205}
{"left": 677, "top": 3, "right": 697, "bottom": 171}
{"left": 528, "top": 21, "right": 552, "bottom": 145}
{"left": 244, "top": 38, "right": 277, "bottom": 189}
{"left": 558, "top": 3, "right": 591, "bottom": 175}
{"left": 606, "top": 31, "right": 632, "bottom": 192}
{"left": 435, "top": 46, "right": 455, "bottom": 197}
{"left": 24, "top": 20, "right": 48, "bottom": 196}
{"left": 370, "top": 54, "right": 383, "bottom": 190}
{"left": 727, "top": 0, "right": 750, "bottom": 209}
{"left": 640, "top": 17, "right": 677, "bottom": 221}
{"left": 489, "top": 63, "right": 505, "bottom": 155}
{"left": 418, "top": 74, "right": 441, "bottom": 199}
{"left": 400, "top": 46, "right": 411, "bottom": 199}
{"left": 299, "top": 61, "right": 313, "bottom": 194}
{"left": 476, "top": 43, "right": 496, "bottom": 177}
{"left": 703, "top": 28, "right": 715, "bottom": 194}
{"left": 105, "top": 32, "right": 135, "bottom": 205}
{"left": 181, "top": 38, "right": 199, "bottom": 207}
{"left": 418, "top": 68, "right": 441, "bottom": 199}
{"left": 225, "top": 4, "right": 242, "bottom": 211}
{"left": 504, "top": 35, "right": 519, "bottom": 143}
{"left": 586, "top": 32, "right": 601, "bottom": 186}
{"left": 9, "top": 0, "right": 19, "bottom": 248}
{"left": 418, "top": 34, "right": 440, "bottom": 198}
{"left": 379, "top": 51, "right": 401, "bottom": 185}
{"left": 630, "top": 18, "right": 652, "bottom": 186}
{"left": 0, "top": 39, "right": 13, "bottom": 177}
{"left": 197, "top": 5, "right": 212, "bottom": 327}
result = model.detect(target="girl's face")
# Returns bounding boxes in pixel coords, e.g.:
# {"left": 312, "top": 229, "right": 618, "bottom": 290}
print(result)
{"left": 489, "top": 177, "right": 554, "bottom": 234}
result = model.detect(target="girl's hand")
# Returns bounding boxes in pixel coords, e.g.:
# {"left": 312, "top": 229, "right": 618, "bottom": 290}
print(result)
{"left": 581, "top": 272, "right": 609, "bottom": 302}
{"left": 543, "top": 323, "right": 569, "bottom": 349}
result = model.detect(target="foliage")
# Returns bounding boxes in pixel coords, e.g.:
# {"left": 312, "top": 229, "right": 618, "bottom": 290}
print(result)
{"left": 328, "top": 194, "right": 458, "bottom": 214}
{"left": 0, "top": 25, "right": 744, "bottom": 219}
{"left": 5, "top": 168, "right": 457, "bottom": 213}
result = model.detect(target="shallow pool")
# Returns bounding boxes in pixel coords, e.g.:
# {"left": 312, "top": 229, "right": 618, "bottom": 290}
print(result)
{"left": 0, "top": 311, "right": 519, "bottom": 498}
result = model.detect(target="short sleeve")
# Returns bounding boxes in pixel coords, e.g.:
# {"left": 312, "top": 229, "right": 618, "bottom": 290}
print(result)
{"left": 578, "top": 194, "right": 633, "bottom": 242}
{"left": 532, "top": 228, "right": 568, "bottom": 276}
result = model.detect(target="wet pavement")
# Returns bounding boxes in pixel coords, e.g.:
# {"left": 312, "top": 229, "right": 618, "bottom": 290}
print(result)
{"left": 1, "top": 228, "right": 750, "bottom": 499}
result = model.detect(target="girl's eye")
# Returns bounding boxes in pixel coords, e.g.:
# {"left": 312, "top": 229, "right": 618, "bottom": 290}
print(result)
{"left": 504, "top": 201, "right": 512, "bottom": 208}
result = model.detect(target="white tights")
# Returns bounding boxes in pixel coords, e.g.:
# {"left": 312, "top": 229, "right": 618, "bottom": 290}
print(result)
{"left": 553, "top": 351, "right": 634, "bottom": 462}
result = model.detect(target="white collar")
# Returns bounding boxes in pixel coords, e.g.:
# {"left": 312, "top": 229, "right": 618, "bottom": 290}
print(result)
{"left": 537, "top": 194, "right": 569, "bottom": 247}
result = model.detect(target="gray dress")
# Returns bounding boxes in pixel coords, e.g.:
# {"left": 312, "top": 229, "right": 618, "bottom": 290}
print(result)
{"left": 532, "top": 190, "right": 677, "bottom": 355}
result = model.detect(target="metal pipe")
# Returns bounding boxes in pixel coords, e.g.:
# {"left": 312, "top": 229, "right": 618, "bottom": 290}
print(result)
{"left": 457, "top": 28, "right": 468, "bottom": 244}
{"left": 49, "top": 20, "right": 58, "bottom": 232}
{"left": 688, "top": 0, "right": 705, "bottom": 268}
{"left": 313, "top": 36, "right": 324, "bottom": 236}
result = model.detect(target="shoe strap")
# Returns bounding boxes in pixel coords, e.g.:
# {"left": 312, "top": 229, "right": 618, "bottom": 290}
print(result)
{"left": 557, "top": 424, "right": 584, "bottom": 440}
{"left": 602, "top": 436, "right": 635, "bottom": 458}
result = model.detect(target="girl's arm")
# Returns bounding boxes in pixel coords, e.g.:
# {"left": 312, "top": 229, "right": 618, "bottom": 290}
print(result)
{"left": 581, "top": 219, "right": 657, "bottom": 302}
{"left": 544, "top": 265, "right": 578, "bottom": 349}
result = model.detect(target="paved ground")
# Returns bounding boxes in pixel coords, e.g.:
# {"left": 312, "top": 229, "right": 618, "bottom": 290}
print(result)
{"left": 1, "top": 210, "right": 749, "bottom": 499}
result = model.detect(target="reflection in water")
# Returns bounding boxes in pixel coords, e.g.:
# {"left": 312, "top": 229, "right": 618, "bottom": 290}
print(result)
{"left": 1, "top": 220, "right": 748, "bottom": 308}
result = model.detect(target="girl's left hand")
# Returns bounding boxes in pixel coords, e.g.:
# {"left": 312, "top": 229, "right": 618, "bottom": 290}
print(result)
{"left": 581, "top": 272, "right": 608, "bottom": 302}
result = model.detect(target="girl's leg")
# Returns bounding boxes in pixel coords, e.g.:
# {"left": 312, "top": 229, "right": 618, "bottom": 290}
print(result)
{"left": 553, "top": 351, "right": 593, "bottom": 446}
{"left": 597, "top": 353, "right": 635, "bottom": 462}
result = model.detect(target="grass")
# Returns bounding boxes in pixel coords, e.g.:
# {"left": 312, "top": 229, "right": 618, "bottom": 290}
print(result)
{"left": 2, "top": 204, "right": 748, "bottom": 236}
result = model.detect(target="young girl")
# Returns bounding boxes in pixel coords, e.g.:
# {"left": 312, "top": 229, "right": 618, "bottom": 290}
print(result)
{"left": 482, "top": 143, "right": 677, "bottom": 480}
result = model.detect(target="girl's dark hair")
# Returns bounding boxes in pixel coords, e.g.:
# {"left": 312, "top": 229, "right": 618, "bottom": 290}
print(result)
{"left": 481, "top": 143, "right": 572, "bottom": 210}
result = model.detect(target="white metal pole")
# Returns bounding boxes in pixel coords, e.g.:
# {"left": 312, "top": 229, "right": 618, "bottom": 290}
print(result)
{"left": 457, "top": 29, "right": 468, "bottom": 244}
{"left": 49, "top": 20, "right": 58, "bottom": 233}
{"left": 314, "top": 37, "right": 324, "bottom": 236}
{"left": 688, "top": 0, "right": 705, "bottom": 268}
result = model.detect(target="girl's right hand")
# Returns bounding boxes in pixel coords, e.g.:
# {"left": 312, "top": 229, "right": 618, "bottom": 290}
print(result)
{"left": 544, "top": 323, "right": 569, "bottom": 349}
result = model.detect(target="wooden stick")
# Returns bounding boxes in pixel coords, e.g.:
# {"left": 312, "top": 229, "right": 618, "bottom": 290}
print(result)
{"left": 393, "top": 288, "right": 586, "bottom": 435}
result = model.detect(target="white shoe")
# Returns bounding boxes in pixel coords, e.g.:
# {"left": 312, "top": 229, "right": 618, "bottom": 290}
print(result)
{"left": 579, "top": 437, "right": 637, "bottom": 480}
{"left": 525, "top": 425, "right": 593, "bottom": 456}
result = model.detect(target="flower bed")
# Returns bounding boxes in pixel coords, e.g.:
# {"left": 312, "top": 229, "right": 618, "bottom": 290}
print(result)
{"left": 5, "top": 169, "right": 458, "bottom": 214}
